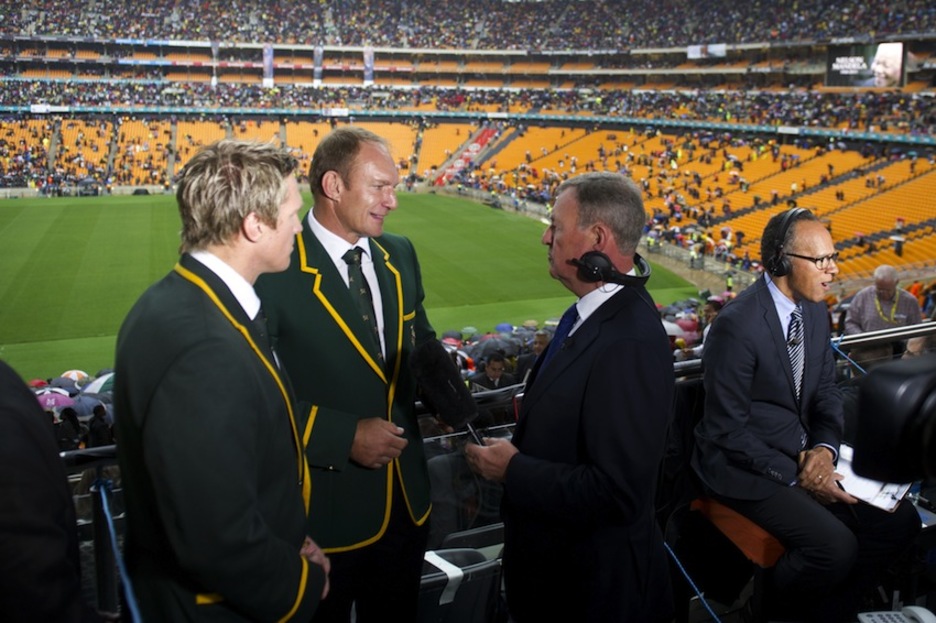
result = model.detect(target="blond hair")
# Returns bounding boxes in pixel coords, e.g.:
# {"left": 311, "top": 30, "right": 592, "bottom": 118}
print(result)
{"left": 177, "top": 140, "right": 298, "bottom": 253}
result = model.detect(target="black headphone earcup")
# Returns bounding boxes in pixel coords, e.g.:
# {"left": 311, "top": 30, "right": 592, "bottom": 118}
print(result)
{"left": 576, "top": 251, "right": 613, "bottom": 283}
{"left": 567, "top": 252, "right": 652, "bottom": 287}
{"left": 768, "top": 252, "right": 792, "bottom": 277}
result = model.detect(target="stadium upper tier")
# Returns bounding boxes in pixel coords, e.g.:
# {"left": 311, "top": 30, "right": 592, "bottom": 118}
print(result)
{"left": 1, "top": 86, "right": 933, "bottom": 139}
{"left": 3, "top": 0, "right": 935, "bottom": 49}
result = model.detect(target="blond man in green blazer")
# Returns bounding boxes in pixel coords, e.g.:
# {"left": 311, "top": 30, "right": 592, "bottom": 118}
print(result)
{"left": 115, "top": 140, "right": 329, "bottom": 622}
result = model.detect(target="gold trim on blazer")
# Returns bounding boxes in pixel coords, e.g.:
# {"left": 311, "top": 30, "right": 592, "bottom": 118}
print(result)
{"left": 174, "top": 263, "right": 308, "bottom": 509}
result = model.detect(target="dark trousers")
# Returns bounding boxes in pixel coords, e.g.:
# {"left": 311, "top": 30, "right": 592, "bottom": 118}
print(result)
{"left": 311, "top": 483, "right": 430, "bottom": 623}
{"left": 717, "top": 485, "right": 920, "bottom": 623}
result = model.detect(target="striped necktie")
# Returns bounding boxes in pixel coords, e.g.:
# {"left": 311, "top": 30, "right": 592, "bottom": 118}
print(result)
{"left": 787, "top": 305, "right": 804, "bottom": 402}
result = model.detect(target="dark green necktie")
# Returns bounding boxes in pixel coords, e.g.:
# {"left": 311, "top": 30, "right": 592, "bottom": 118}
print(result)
{"left": 343, "top": 247, "right": 383, "bottom": 364}
{"left": 252, "top": 306, "right": 278, "bottom": 366}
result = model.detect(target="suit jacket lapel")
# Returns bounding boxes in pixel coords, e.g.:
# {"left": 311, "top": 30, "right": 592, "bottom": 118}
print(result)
{"left": 175, "top": 253, "right": 306, "bottom": 496}
{"left": 178, "top": 254, "right": 259, "bottom": 341}
{"left": 802, "top": 304, "right": 822, "bottom": 399}
{"left": 370, "top": 238, "right": 404, "bottom": 381}
{"left": 756, "top": 279, "right": 800, "bottom": 411}
{"left": 296, "top": 224, "right": 387, "bottom": 382}
{"left": 517, "top": 294, "right": 613, "bottom": 434}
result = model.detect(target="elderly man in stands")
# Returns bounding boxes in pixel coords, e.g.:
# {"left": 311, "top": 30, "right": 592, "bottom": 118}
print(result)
{"left": 844, "top": 264, "right": 923, "bottom": 368}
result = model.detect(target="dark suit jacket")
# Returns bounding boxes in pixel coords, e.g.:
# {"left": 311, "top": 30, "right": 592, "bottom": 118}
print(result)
{"left": 692, "top": 277, "right": 843, "bottom": 500}
{"left": 0, "top": 360, "right": 101, "bottom": 623}
{"left": 513, "top": 353, "right": 536, "bottom": 384}
{"left": 502, "top": 286, "right": 675, "bottom": 622}
{"left": 256, "top": 220, "right": 435, "bottom": 553}
{"left": 114, "top": 254, "right": 323, "bottom": 622}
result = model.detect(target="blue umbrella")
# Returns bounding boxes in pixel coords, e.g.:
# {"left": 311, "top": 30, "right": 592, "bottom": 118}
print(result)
{"left": 49, "top": 376, "right": 80, "bottom": 396}
{"left": 70, "top": 394, "right": 106, "bottom": 421}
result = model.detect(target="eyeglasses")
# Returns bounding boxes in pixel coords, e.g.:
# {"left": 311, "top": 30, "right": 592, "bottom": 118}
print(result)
{"left": 785, "top": 251, "right": 839, "bottom": 270}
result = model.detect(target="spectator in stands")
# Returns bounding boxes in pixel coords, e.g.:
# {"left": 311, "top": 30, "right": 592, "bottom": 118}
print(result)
{"left": 0, "top": 359, "right": 103, "bottom": 623}
{"left": 925, "top": 282, "right": 936, "bottom": 318}
{"left": 465, "top": 172, "right": 674, "bottom": 622}
{"left": 469, "top": 351, "right": 520, "bottom": 430}
{"left": 6, "top": 0, "right": 936, "bottom": 49}
{"left": 692, "top": 208, "right": 920, "bottom": 622}
{"left": 682, "top": 297, "right": 723, "bottom": 359}
{"left": 844, "top": 264, "right": 923, "bottom": 368}
{"left": 513, "top": 329, "right": 550, "bottom": 383}
{"left": 113, "top": 140, "right": 328, "bottom": 621}
{"left": 469, "top": 352, "right": 517, "bottom": 390}
{"left": 256, "top": 126, "right": 436, "bottom": 623}
{"left": 85, "top": 403, "right": 113, "bottom": 448}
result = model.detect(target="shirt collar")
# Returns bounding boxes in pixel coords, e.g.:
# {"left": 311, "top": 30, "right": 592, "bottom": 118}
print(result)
{"left": 571, "top": 283, "right": 624, "bottom": 334}
{"left": 765, "top": 273, "right": 799, "bottom": 334}
{"left": 189, "top": 250, "right": 261, "bottom": 320}
{"left": 308, "top": 209, "right": 371, "bottom": 263}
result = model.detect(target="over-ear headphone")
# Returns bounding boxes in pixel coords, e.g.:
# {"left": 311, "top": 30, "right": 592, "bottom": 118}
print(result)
{"left": 567, "top": 251, "right": 651, "bottom": 287}
{"left": 765, "top": 207, "right": 808, "bottom": 277}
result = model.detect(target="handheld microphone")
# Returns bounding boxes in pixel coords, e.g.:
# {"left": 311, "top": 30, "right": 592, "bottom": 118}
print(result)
{"left": 409, "top": 339, "right": 479, "bottom": 430}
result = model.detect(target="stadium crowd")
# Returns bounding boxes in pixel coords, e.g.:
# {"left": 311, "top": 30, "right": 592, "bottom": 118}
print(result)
{"left": 2, "top": 82, "right": 933, "bottom": 136}
{"left": 3, "top": 0, "right": 935, "bottom": 49}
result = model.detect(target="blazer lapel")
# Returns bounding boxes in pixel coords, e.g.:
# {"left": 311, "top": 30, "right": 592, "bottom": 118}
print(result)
{"left": 175, "top": 254, "right": 306, "bottom": 489}
{"left": 519, "top": 297, "right": 605, "bottom": 417}
{"left": 179, "top": 254, "right": 256, "bottom": 338}
{"left": 757, "top": 280, "right": 800, "bottom": 410}
{"left": 370, "top": 239, "right": 403, "bottom": 381}
{"left": 296, "top": 225, "right": 387, "bottom": 383}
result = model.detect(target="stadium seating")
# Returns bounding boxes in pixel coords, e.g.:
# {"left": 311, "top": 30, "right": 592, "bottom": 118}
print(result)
{"left": 0, "top": 0, "right": 933, "bottom": 288}
{"left": 415, "top": 124, "right": 478, "bottom": 178}
{"left": 112, "top": 119, "right": 171, "bottom": 186}
{"left": 54, "top": 119, "right": 111, "bottom": 180}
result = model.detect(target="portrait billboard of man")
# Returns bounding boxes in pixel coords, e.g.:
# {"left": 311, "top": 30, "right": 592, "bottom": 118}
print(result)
{"left": 826, "top": 42, "right": 904, "bottom": 88}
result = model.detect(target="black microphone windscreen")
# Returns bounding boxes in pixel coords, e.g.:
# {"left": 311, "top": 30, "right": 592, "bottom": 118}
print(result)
{"left": 410, "top": 339, "right": 478, "bottom": 429}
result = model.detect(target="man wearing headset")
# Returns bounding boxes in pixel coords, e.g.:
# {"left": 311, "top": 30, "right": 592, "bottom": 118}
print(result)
{"left": 466, "top": 172, "right": 675, "bottom": 622}
{"left": 692, "top": 208, "right": 920, "bottom": 622}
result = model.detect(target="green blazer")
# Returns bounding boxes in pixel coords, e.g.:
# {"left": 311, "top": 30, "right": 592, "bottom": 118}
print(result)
{"left": 257, "top": 218, "right": 435, "bottom": 553}
{"left": 114, "top": 254, "right": 324, "bottom": 622}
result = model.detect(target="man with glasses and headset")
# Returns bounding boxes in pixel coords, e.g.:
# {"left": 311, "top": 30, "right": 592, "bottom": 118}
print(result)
{"left": 845, "top": 264, "right": 923, "bottom": 368}
{"left": 692, "top": 208, "right": 920, "bottom": 622}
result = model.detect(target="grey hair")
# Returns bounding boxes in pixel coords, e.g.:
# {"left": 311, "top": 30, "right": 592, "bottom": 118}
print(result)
{"left": 555, "top": 172, "right": 645, "bottom": 255}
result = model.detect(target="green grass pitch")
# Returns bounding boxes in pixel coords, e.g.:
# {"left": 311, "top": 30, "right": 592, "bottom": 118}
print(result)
{"left": 0, "top": 192, "right": 697, "bottom": 380}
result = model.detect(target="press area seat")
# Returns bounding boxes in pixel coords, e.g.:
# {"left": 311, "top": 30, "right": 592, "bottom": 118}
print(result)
{"left": 418, "top": 547, "right": 503, "bottom": 623}
{"left": 658, "top": 374, "right": 785, "bottom": 623}
{"left": 690, "top": 497, "right": 785, "bottom": 623}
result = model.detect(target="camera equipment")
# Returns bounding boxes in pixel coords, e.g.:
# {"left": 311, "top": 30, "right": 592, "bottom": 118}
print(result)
{"left": 853, "top": 355, "right": 936, "bottom": 483}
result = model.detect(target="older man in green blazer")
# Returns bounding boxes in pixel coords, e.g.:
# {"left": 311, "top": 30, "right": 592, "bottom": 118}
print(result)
{"left": 257, "top": 127, "right": 436, "bottom": 623}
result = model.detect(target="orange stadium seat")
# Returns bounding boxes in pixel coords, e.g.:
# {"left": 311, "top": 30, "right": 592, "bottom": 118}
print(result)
{"left": 415, "top": 124, "right": 477, "bottom": 177}
{"left": 174, "top": 121, "right": 228, "bottom": 173}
